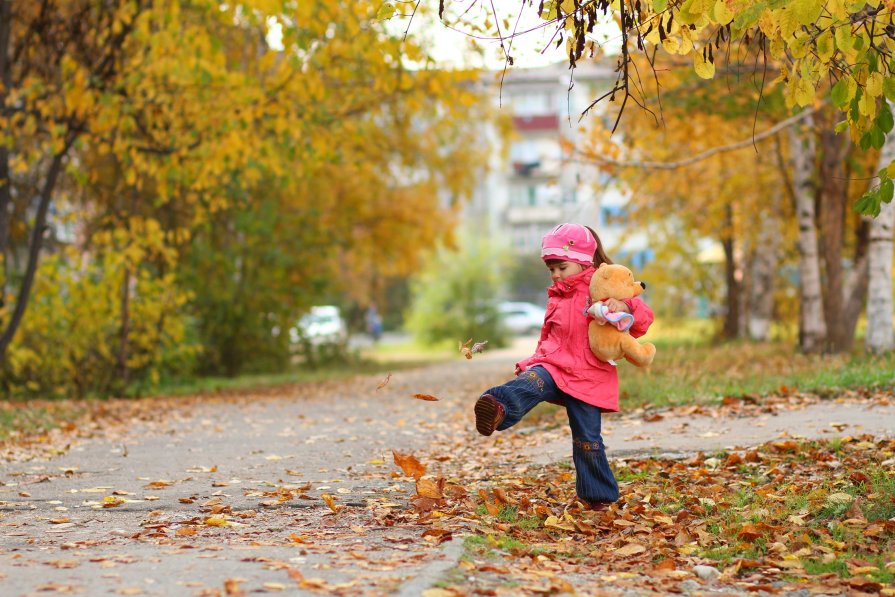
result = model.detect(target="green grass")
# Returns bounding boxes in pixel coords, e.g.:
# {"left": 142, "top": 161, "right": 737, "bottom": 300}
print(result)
{"left": 617, "top": 321, "right": 895, "bottom": 408}
{"left": 0, "top": 403, "right": 85, "bottom": 441}
{"left": 132, "top": 358, "right": 424, "bottom": 398}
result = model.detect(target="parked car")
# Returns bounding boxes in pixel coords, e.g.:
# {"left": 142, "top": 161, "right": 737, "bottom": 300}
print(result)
{"left": 498, "top": 301, "right": 546, "bottom": 335}
{"left": 290, "top": 305, "right": 347, "bottom": 345}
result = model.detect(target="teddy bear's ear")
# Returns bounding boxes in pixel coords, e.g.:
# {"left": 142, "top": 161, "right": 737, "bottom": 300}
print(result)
{"left": 597, "top": 263, "right": 607, "bottom": 270}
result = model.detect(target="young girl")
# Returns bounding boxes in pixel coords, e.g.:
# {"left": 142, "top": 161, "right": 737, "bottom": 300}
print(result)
{"left": 474, "top": 223, "right": 653, "bottom": 509}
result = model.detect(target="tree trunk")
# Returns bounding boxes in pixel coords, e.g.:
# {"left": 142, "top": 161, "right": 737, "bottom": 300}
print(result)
{"left": 119, "top": 266, "right": 131, "bottom": 387}
{"left": 747, "top": 189, "right": 781, "bottom": 341}
{"left": 0, "top": 148, "right": 68, "bottom": 362}
{"left": 817, "top": 112, "right": 850, "bottom": 352}
{"left": 721, "top": 204, "right": 740, "bottom": 340}
{"left": 0, "top": 0, "right": 12, "bottom": 307}
{"left": 842, "top": 218, "right": 870, "bottom": 344}
{"left": 866, "top": 122, "right": 895, "bottom": 353}
{"left": 787, "top": 118, "right": 827, "bottom": 352}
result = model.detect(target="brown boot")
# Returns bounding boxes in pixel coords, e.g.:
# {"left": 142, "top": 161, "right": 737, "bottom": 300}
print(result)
{"left": 474, "top": 394, "right": 505, "bottom": 436}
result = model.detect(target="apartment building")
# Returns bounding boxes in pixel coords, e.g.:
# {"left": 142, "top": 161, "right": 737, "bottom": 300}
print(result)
{"left": 464, "top": 61, "right": 653, "bottom": 293}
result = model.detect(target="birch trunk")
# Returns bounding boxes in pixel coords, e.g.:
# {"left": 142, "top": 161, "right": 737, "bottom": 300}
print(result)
{"left": 788, "top": 118, "right": 827, "bottom": 352}
{"left": 747, "top": 190, "right": 781, "bottom": 341}
{"left": 865, "top": 122, "right": 895, "bottom": 353}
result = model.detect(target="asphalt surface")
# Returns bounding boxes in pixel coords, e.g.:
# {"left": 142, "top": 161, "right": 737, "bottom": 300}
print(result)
{"left": 1, "top": 337, "right": 892, "bottom": 596}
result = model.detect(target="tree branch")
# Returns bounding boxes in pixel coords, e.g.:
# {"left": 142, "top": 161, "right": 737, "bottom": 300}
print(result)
{"left": 573, "top": 107, "right": 818, "bottom": 170}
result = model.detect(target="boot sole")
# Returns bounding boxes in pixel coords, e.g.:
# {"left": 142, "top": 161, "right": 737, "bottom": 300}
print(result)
{"left": 474, "top": 395, "right": 501, "bottom": 436}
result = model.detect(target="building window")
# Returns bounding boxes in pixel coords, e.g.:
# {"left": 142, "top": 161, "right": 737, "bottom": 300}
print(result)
{"left": 601, "top": 205, "right": 627, "bottom": 226}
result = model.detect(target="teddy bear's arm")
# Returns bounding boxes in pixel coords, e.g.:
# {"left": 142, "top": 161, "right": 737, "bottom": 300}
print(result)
{"left": 623, "top": 297, "right": 654, "bottom": 338}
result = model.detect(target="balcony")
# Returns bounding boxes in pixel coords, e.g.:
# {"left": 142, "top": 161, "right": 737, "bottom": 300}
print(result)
{"left": 505, "top": 204, "right": 563, "bottom": 224}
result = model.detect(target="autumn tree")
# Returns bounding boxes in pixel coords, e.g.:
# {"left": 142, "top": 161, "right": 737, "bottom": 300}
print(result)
{"left": 1, "top": 0, "right": 492, "bottom": 392}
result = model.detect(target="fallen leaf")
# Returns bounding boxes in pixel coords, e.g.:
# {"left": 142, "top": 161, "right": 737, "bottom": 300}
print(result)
{"left": 411, "top": 393, "right": 439, "bottom": 401}
{"left": 321, "top": 493, "right": 343, "bottom": 513}
{"left": 613, "top": 542, "right": 647, "bottom": 557}
{"left": 224, "top": 578, "right": 245, "bottom": 596}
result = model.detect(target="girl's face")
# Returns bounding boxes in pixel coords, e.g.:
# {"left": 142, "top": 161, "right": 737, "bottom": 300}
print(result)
{"left": 546, "top": 260, "right": 585, "bottom": 284}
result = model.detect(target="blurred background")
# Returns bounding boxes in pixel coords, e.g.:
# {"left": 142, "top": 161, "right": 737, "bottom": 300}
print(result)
{"left": 1, "top": 0, "right": 893, "bottom": 405}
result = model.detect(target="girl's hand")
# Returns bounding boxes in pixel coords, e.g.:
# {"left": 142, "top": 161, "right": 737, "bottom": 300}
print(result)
{"left": 514, "top": 365, "right": 522, "bottom": 376}
{"left": 604, "top": 298, "right": 631, "bottom": 313}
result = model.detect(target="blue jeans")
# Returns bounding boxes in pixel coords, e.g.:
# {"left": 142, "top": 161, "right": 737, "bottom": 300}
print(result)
{"left": 483, "top": 366, "right": 619, "bottom": 503}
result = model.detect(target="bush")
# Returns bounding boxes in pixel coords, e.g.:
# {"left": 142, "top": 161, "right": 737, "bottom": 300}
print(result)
{"left": 405, "top": 231, "right": 510, "bottom": 348}
{"left": 2, "top": 221, "right": 196, "bottom": 398}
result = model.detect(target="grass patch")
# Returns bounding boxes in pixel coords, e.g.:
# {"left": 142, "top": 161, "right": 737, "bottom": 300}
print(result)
{"left": 131, "top": 358, "right": 420, "bottom": 398}
{"left": 618, "top": 325, "right": 895, "bottom": 408}
{"left": 0, "top": 402, "right": 85, "bottom": 441}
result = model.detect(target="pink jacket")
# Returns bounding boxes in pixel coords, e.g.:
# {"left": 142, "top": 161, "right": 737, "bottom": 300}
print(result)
{"left": 515, "top": 267, "right": 654, "bottom": 412}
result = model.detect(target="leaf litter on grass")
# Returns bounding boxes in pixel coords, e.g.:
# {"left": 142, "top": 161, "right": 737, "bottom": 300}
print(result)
{"left": 387, "top": 429, "right": 895, "bottom": 596}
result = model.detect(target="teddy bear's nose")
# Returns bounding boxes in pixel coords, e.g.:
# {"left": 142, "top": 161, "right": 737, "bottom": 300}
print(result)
{"left": 640, "top": 282, "right": 646, "bottom": 290}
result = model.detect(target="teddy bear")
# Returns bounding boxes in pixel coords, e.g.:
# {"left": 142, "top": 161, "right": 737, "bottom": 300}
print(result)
{"left": 586, "top": 263, "right": 656, "bottom": 367}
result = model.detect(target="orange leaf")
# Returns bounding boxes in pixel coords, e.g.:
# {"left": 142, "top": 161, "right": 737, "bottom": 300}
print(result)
{"left": 412, "top": 393, "right": 439, "bottom": 401}
{"left": 416, "top": 477, "right": 445, "bottom": 499}
{"left": 320, "top": 493, "right": 342, "bottom": 513}
{"left": 392, "top": 450, "right": 427, "bottom": 479}
{"left": 614, "top": 542, "right": 646, "bottom": 557}
{"left": 224, "top": 578, "right": 245, "bottom": 597}
{"left": 376, "top": 373, "right": 392, "bottom": 390}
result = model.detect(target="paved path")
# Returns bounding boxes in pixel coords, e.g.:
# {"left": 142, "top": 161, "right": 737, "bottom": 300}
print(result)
{"left": 1, "top": 337, "right": 893, "bottom": 596}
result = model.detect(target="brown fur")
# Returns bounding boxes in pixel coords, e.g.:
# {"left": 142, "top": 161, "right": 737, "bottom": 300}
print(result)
{"left": 588, "top": 263, "right": 656, "bottom": 367}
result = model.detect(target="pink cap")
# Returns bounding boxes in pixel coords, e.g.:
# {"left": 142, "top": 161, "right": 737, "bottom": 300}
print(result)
{"left": 541, "top": 223, "right": 596, "bottom": 266}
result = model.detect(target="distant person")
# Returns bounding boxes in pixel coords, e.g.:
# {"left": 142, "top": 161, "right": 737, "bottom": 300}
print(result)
{"left": 365, "top": 303, "right": 383, "bottom": 343}
{"left": 472, "top": 223, "right": 654, "bottom": 510}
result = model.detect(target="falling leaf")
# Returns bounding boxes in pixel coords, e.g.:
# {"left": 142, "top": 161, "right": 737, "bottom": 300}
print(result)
{"left": 376, "top": 373, "right": 392, "bottom": 389}
{"left": 471, "top": 340, "right": 488, "bottom": 353}
{"left": 392, "top": 450, "right": 427, "bottom": 479}
{"left": 412, "top": 393, "right": 439, "bottom": 401}
{"left": 459, "top": 338, "right": 488, "bottom": 359}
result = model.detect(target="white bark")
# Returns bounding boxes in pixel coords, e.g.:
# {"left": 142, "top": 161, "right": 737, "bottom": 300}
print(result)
{"left": 788, "top": 118, "right": 827, "bottom": 352}
{"left": 866, "top": 123, "right": 895, "bottom": 353}
{"left": 747, "top": 193, "right": 781, "bottom": 341}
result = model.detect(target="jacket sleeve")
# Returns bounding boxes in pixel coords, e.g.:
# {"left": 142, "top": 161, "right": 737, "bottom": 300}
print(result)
{"left": 515, "top": 326, "right": 546, "bottom": 373}
{"left": 623, "top": 297, "right": 654, "bottom": 338}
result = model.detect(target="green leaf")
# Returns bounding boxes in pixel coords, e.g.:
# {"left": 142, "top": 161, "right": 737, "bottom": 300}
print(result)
{"left": 878, "top": 106, "right": 894, "bottom": 133}
{"left": 860, "top": 131, "right": 872, "bottom": 151}
{"left": 790, "top": 0, "right": 823, "bottom": 26}
{"left": 376, "top": 2, "right": 396, "bottom": 20}
{"left": 831, "top": 78, "right": 850, "bottom": 107}
{"left": 882, "top": 178, "right": 895, "bottom": 204}
{"left": 653, "top": 0, "right": 668, "bottom": 11}
{"left": 834, "top": 120, "right": 849, "bottom": 133}
{"left": 870, "top": 126, "right": 885, "bottom": 150}
{"left": 854, "top": 191, "right": 881, "bottom": 216}
{"left": 883, "top": 76, "right": 895, "bottom": 102}
{"left": 733, "top": 2, "right": 766, "bottom": 31}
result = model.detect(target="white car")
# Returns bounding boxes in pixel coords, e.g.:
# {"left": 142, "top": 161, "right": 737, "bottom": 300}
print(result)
{"left": 498, "top": 301, "right": 546, "bottom": 335}
{"left": 290, "top": 306, "right": 347, "bottom": 345}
